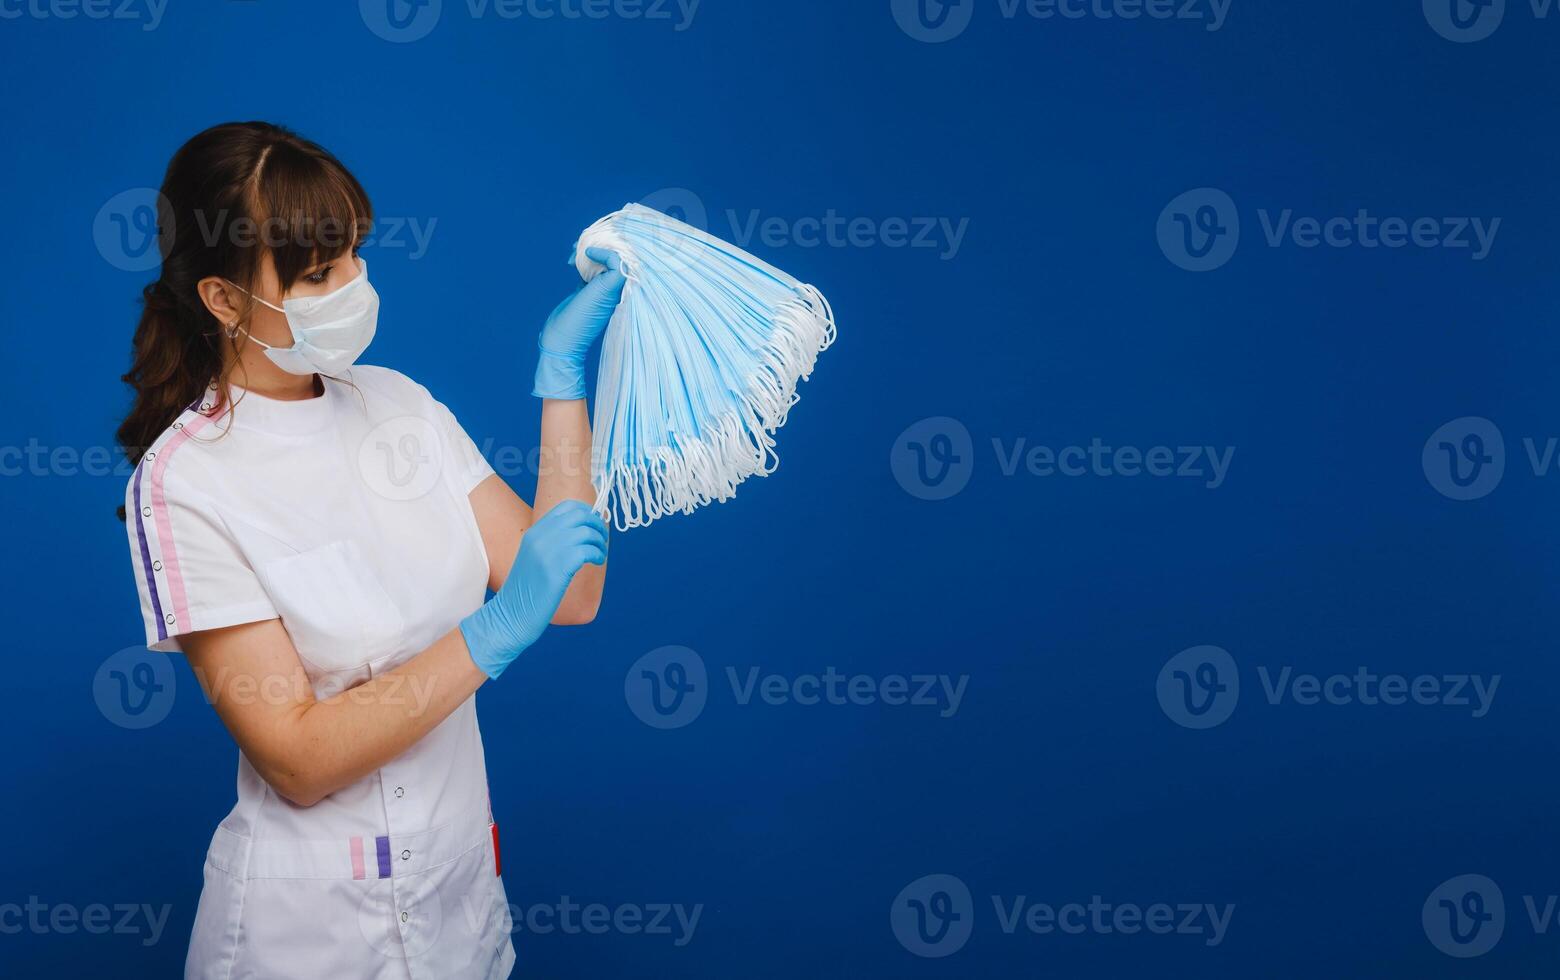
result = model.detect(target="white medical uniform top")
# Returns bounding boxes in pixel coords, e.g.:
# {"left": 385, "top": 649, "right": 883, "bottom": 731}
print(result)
{"left": 125, "top": 366, "right": 515, "bottom": 980}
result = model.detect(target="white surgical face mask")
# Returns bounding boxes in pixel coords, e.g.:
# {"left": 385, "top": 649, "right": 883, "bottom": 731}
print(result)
{"left": 227, "top": 256, "right": 379, "bottom": 376}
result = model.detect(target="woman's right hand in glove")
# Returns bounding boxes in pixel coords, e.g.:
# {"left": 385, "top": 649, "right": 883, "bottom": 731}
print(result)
{"left": 459, "top": 499, "right": 608, "bottom": 679}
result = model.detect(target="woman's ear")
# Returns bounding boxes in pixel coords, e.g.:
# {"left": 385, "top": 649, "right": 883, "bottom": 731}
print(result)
{"left": 197, "top": 276, "right": 243, "bottom": 330}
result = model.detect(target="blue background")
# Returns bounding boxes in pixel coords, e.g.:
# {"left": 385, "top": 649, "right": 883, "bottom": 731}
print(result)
{"left": 3, "top": 0, "right": 1558, "bottom": 975}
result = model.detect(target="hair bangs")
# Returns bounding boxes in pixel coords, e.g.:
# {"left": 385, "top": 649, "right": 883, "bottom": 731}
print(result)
{"left": 248, "top": 139, "right": 374, "bottom": 289}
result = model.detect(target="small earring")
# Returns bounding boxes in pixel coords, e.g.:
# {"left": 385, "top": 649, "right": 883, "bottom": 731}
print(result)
{"left": 225, "top": 321, "right": 239, "bottom": 339}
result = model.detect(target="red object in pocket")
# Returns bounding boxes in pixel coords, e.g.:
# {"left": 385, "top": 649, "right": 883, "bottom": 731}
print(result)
{"left": 490, "top": 821, "right": 502, "bottom": 877}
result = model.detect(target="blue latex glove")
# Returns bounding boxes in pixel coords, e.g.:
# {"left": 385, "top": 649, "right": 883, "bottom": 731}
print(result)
{"left": 533, "top": 246, "right": 626, "bottom": 399}
{"left": 459, "top": 500, "right": 608, "bottom": 679}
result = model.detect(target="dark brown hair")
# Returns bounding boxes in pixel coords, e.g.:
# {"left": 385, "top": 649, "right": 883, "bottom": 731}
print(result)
{"left": 116, "top": 121, "right": 372, "bottom": 517}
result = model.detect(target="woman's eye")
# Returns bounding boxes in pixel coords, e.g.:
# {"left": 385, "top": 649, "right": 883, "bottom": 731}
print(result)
{"left": 303, "top": 264, "right": 333, "bottom": 285}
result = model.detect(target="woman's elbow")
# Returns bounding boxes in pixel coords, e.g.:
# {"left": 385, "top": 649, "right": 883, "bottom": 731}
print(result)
{"left": 283, "top": 789, "right": 325, "bottom": 809}
{"left": 259, "top": 763, "right": 328, "bottom": 808}
{"left": 551, "top": 602, "right": 600, "bottom": 627}
{"left": 552, "top": 589, "right": 604, "bottom": 626}
{"left": 271, "top": 776, "right": 325, "bottom": 809}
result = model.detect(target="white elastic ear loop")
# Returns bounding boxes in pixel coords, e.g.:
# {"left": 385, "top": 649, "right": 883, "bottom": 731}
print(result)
{"left": 224, "top": 278, "right": 287, "bottom": 314}
{"left": 222, "top": 280, "right": 284, "bottom": 349}
{"left": 231, "top": 322, "right": 278, "bottom": 351}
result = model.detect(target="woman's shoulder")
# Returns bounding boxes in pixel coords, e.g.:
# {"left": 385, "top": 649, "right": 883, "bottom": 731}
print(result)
{"left": 121, "top": 396, "right": 232, "bottom": 515}
{"left": 340, "top": 364, "right": 438, "bottom": 408}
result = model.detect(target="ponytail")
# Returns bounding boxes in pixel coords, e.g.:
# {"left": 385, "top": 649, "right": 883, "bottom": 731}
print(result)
{"left": 114, "top": 280, "right": 225, "bottom": 518}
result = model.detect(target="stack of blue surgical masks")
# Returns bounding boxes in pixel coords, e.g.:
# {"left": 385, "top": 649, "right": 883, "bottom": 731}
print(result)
{"left": 575, "top": 204, "right": 837, "bottom": 530}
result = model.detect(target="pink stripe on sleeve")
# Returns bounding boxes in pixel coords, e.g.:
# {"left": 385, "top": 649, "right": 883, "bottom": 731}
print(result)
{"left": 350, "top": 836, "right": 366, "bottom": 880}
{"left": 148, "top": 408, "right": 217, "bottom": 635}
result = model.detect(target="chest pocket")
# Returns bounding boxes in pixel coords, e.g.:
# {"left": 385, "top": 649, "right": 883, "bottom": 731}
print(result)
{"left": 257, "top": 539, "right": 406, "bottom": 673}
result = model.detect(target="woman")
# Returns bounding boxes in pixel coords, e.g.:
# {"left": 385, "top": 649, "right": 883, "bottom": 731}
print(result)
{"left": 118, "top": 121, "right": 619, "bottom": 978}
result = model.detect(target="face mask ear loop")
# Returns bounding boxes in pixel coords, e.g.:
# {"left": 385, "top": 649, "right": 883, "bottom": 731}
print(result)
{"left": 220, "top": 279, "right": 286, "bottom": 352}
{"left": 224, "top": 278, "right": 286, "bottom": 314}
{"left": 223, "top": 317, "right": 276, "bottom": 351}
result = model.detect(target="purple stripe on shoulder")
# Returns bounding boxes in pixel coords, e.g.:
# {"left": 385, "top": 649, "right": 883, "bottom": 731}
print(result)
{"left": 376, "top": 836, "right": 391, "bottom": 879}
{"left": 131, "top": 462, "right": 167, "bottom": 642}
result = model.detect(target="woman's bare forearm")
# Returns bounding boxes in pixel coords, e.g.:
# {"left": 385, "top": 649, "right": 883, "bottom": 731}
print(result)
{"left": 279, "top": 629, "right": 486, "bottom": 804}
{"left": 533, "top": 397, "right": 606, "bottom": 623}
{"left": 189, "top": 620, "right": 487, "bottom": 808}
